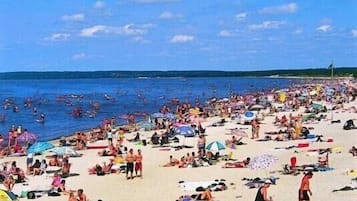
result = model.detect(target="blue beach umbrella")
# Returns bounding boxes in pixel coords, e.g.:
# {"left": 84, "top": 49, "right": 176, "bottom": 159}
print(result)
{"left": 174, "top": 125, "right": 195, "bottom": 137}
{"left": 206, "top": 141, "right": 225, "bottom": 152}
{"left": 243, "top": 111, "right": 256, "bottom": 122}
{"left": 27, "top": 141, "right": 54, "bottom": 154}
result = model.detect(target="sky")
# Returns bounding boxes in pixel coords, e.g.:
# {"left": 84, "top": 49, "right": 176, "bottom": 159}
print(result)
{"left": 0, "top": 0, "right": 356, "bottom": 72}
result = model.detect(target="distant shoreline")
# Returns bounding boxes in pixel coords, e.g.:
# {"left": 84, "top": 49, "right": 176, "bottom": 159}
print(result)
{"left": 0, "top": 68, "right": 355, "bottom": 79}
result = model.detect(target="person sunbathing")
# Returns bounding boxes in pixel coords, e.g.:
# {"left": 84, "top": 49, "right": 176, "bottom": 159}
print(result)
{"left": 51, "top": 172, "right": 62, "bottom": 189}
{"left": 97, "top": 143, "right": 117, "bottom": 156}
{"left": 178, "top": 157, "right": 187, "bottom": 168}
{"left": 222, "top": 157, "right": 250, "bottom": 168}
{"left": 163, "top": 155, "right": 179, "bottom": 167}
{"left": 49, "top": 155, "right": 62, "bottom": 167}
{"left": 61, "top": 159, "right": 71, "bottom": 178}
{"left": 195, "top": 188, "right": 214, "bottom": 201}
{"left": 349, "top": 146, "right": 357, "bottom": 156}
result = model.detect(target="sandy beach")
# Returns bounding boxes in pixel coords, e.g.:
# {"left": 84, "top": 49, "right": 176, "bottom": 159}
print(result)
{"left": 1, "top": 81, "right": 357, "bottom": 201}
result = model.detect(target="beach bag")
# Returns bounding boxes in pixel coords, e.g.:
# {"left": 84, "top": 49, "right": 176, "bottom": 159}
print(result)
{"left": 27, "top": 191, "right": 36, "bottom": 199}
{"left": 343, "top": 119, "right": 355, "bottom": 130}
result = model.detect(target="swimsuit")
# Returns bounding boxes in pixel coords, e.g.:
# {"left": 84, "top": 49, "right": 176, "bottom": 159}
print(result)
{"left": 126, "top": 162, "right": 134, "bottom": 173}
{"left": 299, "top": 189, "right": 310, "bottom": 200}
{"left": 135, "top": 162, "right": 142, "bottom": 171}
{"left": 254, "top": 187, "right": 264, "bottom": 201}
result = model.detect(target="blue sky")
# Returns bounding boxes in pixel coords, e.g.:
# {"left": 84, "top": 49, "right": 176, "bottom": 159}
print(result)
{"left": 0, "top": 0, "right": 356, "bottom": 72}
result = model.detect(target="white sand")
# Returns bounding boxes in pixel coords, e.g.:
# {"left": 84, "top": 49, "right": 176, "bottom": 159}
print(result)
{"left": 1, "top": 101, "right": 356, "bottom": 201}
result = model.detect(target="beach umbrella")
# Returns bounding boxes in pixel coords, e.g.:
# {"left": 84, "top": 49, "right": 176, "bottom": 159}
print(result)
{"left": 50, "top": 147, "right": 80, "bottom": 157}
{"left": 17, "top": 132, "right": 38, "bottom": 144}
{"left": 206, "top": 141, "right": 225, "bottom": 152}
{"left": 243, "top": 111, "right": 256, "bottom": 122}
{"left": 230, "top": 129, "right": 248, "bottom": 137}
{"left": 174, "top": 125, "right": 195, "bottom": 137}
{"left": 247, "top": 154, "right": 278, "bottom": 170}
{"left": 0, "top": 189, "right": 18, "bottom": 201}
{"left": 248, "top": 104, "right": 265, "bottom": 111}
{"left": 27, "top": 141, "right": 54, "bottom": 154}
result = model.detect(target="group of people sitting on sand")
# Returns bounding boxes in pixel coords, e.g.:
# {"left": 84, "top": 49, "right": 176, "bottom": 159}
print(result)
{"left": 163, "top": 150, "right": 221, "bottom": 168}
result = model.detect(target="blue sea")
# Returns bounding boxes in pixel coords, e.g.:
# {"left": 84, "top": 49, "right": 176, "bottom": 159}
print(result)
{"left": 0, "top": 72, "right": 302, "bottom": 141}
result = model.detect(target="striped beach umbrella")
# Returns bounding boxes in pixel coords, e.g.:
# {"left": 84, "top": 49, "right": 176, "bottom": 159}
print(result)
{"left": 206, "top": 141, "right": 225, "bottom": 152}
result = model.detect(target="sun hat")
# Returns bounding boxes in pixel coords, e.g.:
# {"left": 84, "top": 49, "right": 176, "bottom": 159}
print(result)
{"left": 264, "top": 179, "right": 272, "bottom": 184}
{"left": 306, "top": 171, "right": 313, "bottom": 176}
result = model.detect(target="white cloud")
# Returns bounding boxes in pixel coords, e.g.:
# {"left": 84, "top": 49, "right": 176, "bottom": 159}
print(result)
{"left": 61, "top": 13, "right": 85, "bottom": 21}
{"left": 170, "top": 35, "right": 194, "bottom": 43}
{"left": 259, "top": 3, "right": 298, "bottom": 14}
{"left": 351, "top": 29, "right": 357, "bottom": 37}
{"left": 293, "top": 28, "right": 303, "bottom": 34}
{"left": 72, "top": 53, "right": 86, "bottom": 60}
{"left": 44, "top": 33, "right": 70, "bottom": 41}
{"left": 236, "top": 12, "right": 247, "bottom": 21}
{"left": 94, "top": 1, "right": 105, "bottom": 9}
{"left": 316, "top": 25, "right": 332, "bottom": 32}
{"left": 79, "top": 24, "right": 153, "bottom": 37}
{"left": 132, "top": 36, "right": 150, "bottom": 43}
{"left": 80, "top": 25, "right": 108, "bottom": 37}
{"left": 218, "top": 30, "right": 234, "bottom": 37}
{"left": 248, "top": 21, "right": 285, "bottom": 30}
{"left": 159, "top": 11, "right": 182, "bottom": 19}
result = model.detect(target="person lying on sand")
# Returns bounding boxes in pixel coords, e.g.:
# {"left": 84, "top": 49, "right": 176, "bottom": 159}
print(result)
{"left": 177, "top": 188, "right": 214, "bottom": 201}
{"left": 349, "top": 146, "right": 357, "bottom": 156}
{"left": 162, "top": 155, "right": 179, "bottom": 167}
{"left": 97, "top": 143, "right": 117, "bottom": 157}
{"left": 222, "top": 157, "right": 250, "bottom": 168}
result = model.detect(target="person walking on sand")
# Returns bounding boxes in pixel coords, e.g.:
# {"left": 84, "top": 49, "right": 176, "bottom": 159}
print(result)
{"left": 135, "top": 149, "right": 143, "bottom": 178}
{"left": 125, "top": 148, "right": 135, "bottom": 179}
{"left": 299, "top": 171, "right": 313, "bottom": 201}
{"left": 255, "top": 180, "right": 273, "bottom": 201}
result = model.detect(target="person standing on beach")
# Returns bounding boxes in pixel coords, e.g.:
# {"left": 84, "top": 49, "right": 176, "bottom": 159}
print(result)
{"left": 251, "top": 119, "right": 259, "bottom": 139}
{"left": 106, "top": 128, "right": 113, "bottom": 146}
{"left": 135, "top": 149, "right": 143, "bottom": 178}
{"left": 125, "top": 148, "right": 135, "bottom": 179}
{"left": 254, "top": 180, "right": 273, "bottom": 201}
{"left": 197, "top": 134, "right": 206, "bottom": 156}
{"left": 299, "top": 171, "right": 313, "bottom": 201}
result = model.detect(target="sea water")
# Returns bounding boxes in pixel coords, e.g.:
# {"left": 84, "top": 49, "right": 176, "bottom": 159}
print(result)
{"left": 0, "top": 75, "right": 300, "bottom": 141}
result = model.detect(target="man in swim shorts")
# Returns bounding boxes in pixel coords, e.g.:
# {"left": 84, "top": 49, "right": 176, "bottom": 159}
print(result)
{"left": 125, "top": 148, "right": 135, "bottom": 179}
